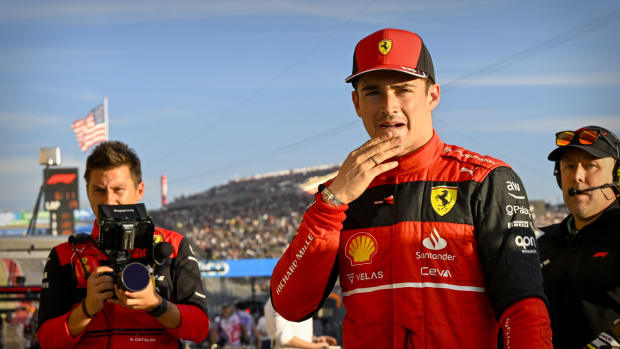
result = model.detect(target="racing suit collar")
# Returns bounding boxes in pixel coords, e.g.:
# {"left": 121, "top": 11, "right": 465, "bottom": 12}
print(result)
{"left": 92, "top": 220, "right": 100, "bottom": 240}
{"left": 383, "top": 129, "right": 442, "bottom": 176}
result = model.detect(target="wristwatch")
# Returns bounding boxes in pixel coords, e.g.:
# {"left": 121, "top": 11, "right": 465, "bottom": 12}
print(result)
{"left": 322, "top": 187, "right": 344, "bottom": 207}
{"left": 147, "top": 297, "right": 168, "bottom": 317}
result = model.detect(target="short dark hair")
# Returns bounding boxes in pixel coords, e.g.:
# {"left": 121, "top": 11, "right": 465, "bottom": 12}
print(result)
{"left": 84, "top": 141, "right": 142, "bottom": 187}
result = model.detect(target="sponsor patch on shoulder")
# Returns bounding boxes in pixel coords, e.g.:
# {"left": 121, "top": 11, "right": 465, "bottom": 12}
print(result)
{"left": 443, "top": 146, "right": 498, "bottom": 168}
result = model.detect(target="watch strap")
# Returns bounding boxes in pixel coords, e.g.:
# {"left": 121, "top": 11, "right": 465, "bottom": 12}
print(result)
{"left": 322, "top": 187, "right": 344, "bottom": 207}
{"left": 81, "top": 301, "right": 96, "bottom": 319}
{"left": 147, "top": 297, "right": 168, "bottom": 317}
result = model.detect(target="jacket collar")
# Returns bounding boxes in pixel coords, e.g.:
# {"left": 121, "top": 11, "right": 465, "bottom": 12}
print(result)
{"left": 587, "top": 197, "right": 620, "bottom": 227}
{"left": 91, "top": 221, "right": 100, "bottom": 240}
{"left": 559, "top": 198, "right": 620, "bottom": 239}
{"left": 381, "top": 130, "right": 443, "bottom": 177}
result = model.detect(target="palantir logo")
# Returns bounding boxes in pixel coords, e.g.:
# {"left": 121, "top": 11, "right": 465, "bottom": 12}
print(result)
{"left": 422, "top": 227, "right": 447, "bottom": 250}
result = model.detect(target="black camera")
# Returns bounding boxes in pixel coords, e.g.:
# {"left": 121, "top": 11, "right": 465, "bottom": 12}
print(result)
{"left": 97, "top": 203, "right": 158, "bottom": 292}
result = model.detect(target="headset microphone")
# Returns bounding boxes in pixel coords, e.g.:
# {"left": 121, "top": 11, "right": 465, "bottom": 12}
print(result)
{"left": 568, "top": 183, "right": 615, "bottom": 196}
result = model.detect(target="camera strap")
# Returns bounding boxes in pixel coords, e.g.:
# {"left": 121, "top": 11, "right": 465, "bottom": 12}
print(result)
{"left": 69, "top": 234, "right": 90, "bottom": 279}
{"left": 69, "top": 233, "right": 99, "bottom": 281}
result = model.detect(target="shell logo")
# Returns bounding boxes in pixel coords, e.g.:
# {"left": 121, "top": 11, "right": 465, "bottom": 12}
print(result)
{"left": 345, "top": 233, "right": 378, "bottom": 266}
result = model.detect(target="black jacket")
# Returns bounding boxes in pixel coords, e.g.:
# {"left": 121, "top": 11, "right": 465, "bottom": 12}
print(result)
{"left": 538, "top": 198, "right": 620, "bottom": 348}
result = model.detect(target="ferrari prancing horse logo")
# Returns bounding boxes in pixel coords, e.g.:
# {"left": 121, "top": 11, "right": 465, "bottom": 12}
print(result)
{"left": 431, "top": 186, "right": 457, "bottom": 216}
{"left": 378, "top": 40, "right": 392, "bottom": 55}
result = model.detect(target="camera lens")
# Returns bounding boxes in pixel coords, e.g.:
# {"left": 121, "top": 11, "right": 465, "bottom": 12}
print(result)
{"left": 120, "top": 262, "right": 150, "bottom": 292}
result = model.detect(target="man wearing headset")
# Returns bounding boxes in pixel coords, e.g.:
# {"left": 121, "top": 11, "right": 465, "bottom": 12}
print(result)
{"left": 538, "top": 125, "right": 620, "bottom": 348}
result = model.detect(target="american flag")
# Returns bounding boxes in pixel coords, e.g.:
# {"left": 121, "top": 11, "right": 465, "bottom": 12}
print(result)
{"left": 71, "top": 104, "right": 107, "bottom": 152}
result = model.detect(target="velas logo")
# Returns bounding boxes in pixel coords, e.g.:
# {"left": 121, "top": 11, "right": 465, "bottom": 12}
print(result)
{"left": 378, "top": 39, "right": 392, "bottom": 55}
{"left": 422, "top": 227, "right": 448, "bottom": 250}
{"left": 431, "top": 186, "right": 457, "bottom": 216}
{"left": 46, "top": 173, "right": 77, "bottom": 185}
{"left": 345, "top": 232, "right": 378, "bottom": 266}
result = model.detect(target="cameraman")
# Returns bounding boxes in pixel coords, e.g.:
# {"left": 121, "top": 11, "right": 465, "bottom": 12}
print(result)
{"left": 36, "top": 141, "right": 209, "bottom": 348}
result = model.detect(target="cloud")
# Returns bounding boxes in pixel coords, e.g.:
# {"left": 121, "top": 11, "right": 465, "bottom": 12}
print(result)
{"left": 0, "top": 0, "right": 473, "bottom": 24}
{"left": 436, "top": 112, "right": 620, "bottom": 133}
{"left": 0, "top": 111, "right": 63, "bottom": 131}
{"left": 0, "top": 156, "right": 40, "bottom": 176}
{"left": 497, "top": 116, "right": 620, "bottom": 133}
{"left": 0, "top": 154, "right": 84, "bottom": 175}
{"left": 0, "top": 154, "right": 87, "bottom": 211}
{"left": 28, "top": 87, "right": 104, "bottom": 102}
{"left": 443, "top": 73, "right": 620, "bottom": 87}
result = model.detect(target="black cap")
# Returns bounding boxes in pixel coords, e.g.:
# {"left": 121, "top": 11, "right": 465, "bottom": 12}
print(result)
{"left": 548, "top": 125, "right": 620, "bottom": 161}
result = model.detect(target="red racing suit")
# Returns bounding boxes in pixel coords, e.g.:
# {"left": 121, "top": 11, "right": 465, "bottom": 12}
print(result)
{"left": 271, "top": 132, "right": 551, "bottom": 348}
{"left": 37, "top": 222, "right": 209, "bottom": 348}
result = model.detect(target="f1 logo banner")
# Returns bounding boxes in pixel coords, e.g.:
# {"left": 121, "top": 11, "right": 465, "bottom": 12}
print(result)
{"left": 44, "top": 168, "right": 79, "bottom": 235}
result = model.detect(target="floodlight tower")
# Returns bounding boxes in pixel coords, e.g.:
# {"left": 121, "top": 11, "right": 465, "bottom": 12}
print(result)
{"left": 26, "top": 147, "right": 61, "bottom": 235}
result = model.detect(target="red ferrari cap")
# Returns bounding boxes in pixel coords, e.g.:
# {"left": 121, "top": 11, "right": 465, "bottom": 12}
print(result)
{"left": 345, "top": 28, "right": 435, "bottom": 84}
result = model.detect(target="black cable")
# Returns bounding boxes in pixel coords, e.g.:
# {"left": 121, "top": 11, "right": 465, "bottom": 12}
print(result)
{"left": 442, "top": 8, "right": 620, "bottom": 91}
{"left": 150, "top": 8, "right": 620, "bottom": 188}
{"left": 160, "top": 0, "right": 378, "bottom": 159}
{"left": 167, "top": 120, "right": 355, "bottom": 184}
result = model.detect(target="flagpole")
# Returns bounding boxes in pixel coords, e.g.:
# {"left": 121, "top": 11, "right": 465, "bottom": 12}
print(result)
{"left": 103, "top": 96, "right": 109, "bottom": 140}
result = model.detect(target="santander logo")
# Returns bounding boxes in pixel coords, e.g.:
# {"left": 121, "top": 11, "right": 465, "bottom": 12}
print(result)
{"left": 422, "top": 227, "right": 447, "bottom": 250}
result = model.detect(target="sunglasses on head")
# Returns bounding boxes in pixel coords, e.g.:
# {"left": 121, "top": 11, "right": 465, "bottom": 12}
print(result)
{"left": 555, "top": 128, "right": 615, "bottom": 149}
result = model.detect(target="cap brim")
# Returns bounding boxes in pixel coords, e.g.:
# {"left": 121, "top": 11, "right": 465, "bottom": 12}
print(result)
{"left": 548, "top": 144, "right": 612, "bottom": 161}
{"left": 345, "top": 66, "right": 429, "bottom": 83}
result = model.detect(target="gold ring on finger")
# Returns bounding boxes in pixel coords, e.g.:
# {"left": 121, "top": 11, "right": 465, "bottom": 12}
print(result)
{"left": 370, "top": 155, "right": 379, "bottom": 166}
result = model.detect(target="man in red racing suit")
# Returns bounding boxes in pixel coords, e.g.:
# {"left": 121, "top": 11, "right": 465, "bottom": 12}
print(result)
{"left": 37, "top": 141, "right": 209, "bottom": 348}
{"left": 270, "top": 28, "right": 551, "bottom": 348}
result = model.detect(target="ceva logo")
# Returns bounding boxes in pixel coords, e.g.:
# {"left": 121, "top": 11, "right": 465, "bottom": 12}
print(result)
{"left": 422, "top": 227, "right": 447, "bottom": 250}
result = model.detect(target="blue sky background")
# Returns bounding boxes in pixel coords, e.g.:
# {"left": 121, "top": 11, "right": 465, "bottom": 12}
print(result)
{"left": 1, "top": 0, "right": 619, "bottom": 213}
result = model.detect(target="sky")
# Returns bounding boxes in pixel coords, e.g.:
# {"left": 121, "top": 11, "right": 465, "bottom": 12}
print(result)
{"left": 1, "top": 0, "right": 619, "bottom": 214}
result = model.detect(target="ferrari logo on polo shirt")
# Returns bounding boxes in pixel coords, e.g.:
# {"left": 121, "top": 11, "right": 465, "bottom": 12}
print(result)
{"left": 345, "top": 232, "right": 378, "bottom": 266}
{"left": 153, "top": 234, "right": 163, "bottom": 244}
{"left": 378, "top": 40, "right": 392, "bottom": 55}
{"left": 81, "top": 257, "right": 91, "bottom": 274}
{"left": 431, "top": 186, "right": 457, "bottom": 216}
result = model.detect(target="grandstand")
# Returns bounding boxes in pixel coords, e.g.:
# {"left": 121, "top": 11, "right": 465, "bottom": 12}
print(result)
{"left": 150, "top": 165, "right": 340, "bottom": 260}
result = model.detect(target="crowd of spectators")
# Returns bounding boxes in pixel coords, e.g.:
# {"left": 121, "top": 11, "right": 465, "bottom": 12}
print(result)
{"left": 150, "top": 166, "right": 339, "bottom": 260}
{"left": 151, "top": 166, "right": 568, "bottom": 261}
{"left": 531, "top": 201, "right": 570, "bottom": 229}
